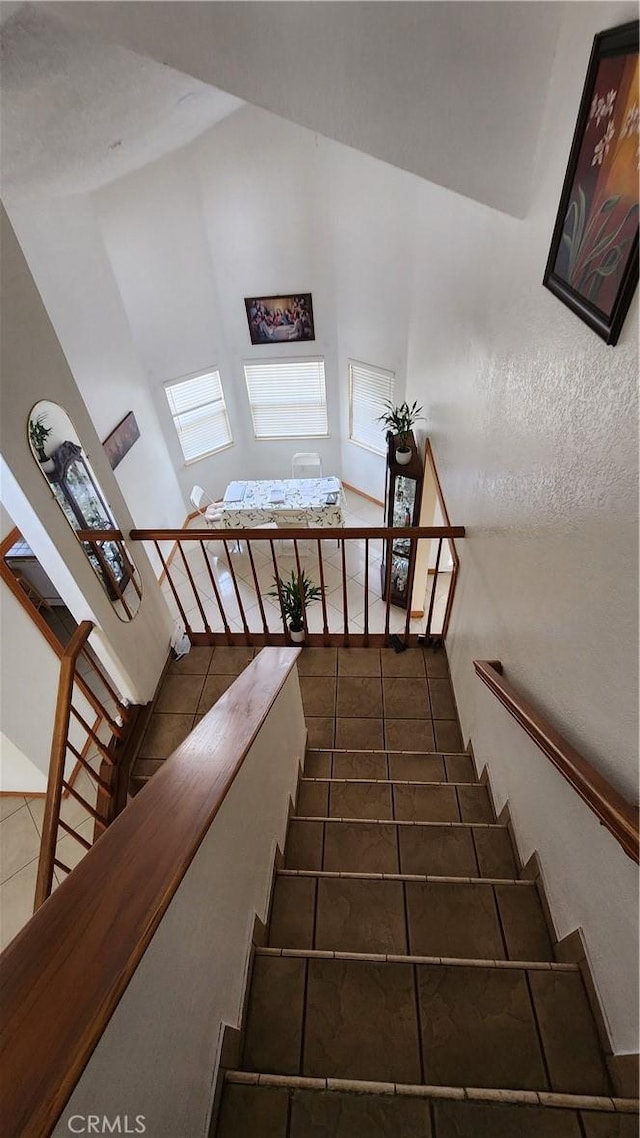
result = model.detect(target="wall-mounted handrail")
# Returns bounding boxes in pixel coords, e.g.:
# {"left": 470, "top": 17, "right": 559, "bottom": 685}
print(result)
{"left": 474, "top": 659, "right": 639, "bottom": 863}
{"left": 0, "top": 647, "right": 301, "bottom": 1138}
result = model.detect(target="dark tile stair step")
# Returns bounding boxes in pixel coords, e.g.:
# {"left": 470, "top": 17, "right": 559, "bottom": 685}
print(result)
{"left": 216, "top": 1075, "right": 638, "bottom": 1138}
{"left": 240, "top": 953, "right": 610, "bottom": 1096}
{"left": 304, "top": 750, "right": 478, "bottom": 784}
{"left": 296, "top": 778, "right": 494, "bottom": 823}
{"left": 267, "top": 873, "right": 554, "bottom": 961}
{"left": 284, "top": 818, "right": 518, "bottom": 878}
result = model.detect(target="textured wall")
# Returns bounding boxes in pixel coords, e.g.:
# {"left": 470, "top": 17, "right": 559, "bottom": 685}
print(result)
{"left": 405, "top": 2, "right": 639, "bottom": 1051}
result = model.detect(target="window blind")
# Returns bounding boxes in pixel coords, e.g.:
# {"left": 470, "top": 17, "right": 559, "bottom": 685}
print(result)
{"left": 349, "top": 360, "right": 395, "bottom": 454}
{"left": 243, "top": 359, "right": 328, "bottom": 439}
{"left": 165, "top": 370, "right": 232, "bottom": 463}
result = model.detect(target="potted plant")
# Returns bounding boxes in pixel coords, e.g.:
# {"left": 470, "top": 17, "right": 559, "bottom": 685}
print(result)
{"left": 377, "top": 400, "right": 424, "bottom": 464}
{"left": 268, "top": 569, "right": 323, "bottom": 643}
{"left": 28, "top": 412, "right": 53, "bottom": 464}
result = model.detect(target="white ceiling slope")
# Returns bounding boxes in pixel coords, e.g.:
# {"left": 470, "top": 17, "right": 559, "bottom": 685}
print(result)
{"left": 42, "top": 0, "right": 564, "bottom": 218}
{"left": 0, "top": 4, "right": 244, "bottom": 198}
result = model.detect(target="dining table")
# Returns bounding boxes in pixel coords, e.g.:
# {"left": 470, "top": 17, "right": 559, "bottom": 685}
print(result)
{"left": 219, "top": 477, "right": 346, "bottom": 529}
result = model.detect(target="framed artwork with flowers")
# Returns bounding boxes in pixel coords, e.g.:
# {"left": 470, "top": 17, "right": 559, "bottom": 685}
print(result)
{"left": 543, "top": 21, "right": 639, "bottom": 344}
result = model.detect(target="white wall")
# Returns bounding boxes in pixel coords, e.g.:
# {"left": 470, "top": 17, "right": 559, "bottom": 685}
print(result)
{"left": 403, "top": 2, "right": 639, "bottom": 1052}
{"left": 6, "top": 194, "right": 186, "bottom": 535}
{"left": 0, "top": 207, "right": 173, "bottom": 704}
{"left": 54, "top": 662, "right": 306, "bottom": 1138}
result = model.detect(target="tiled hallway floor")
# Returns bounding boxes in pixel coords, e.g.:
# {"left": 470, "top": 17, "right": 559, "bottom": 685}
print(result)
{"left": 133, "top": 644, "right": 462, "bottom": 792}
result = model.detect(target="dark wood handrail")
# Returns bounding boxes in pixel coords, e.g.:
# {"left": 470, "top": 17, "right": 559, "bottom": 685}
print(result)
{"left": 0, "top": 647, "right": 301, "bottom": 1138}
{"left": 33, "top": 621, "right": 94, "bottom": 909}
{"left": 129, "top": 524, "right": 466, "bottom": 541}
{"left": 474, "top": 660, "right": 639, "bottom": 863}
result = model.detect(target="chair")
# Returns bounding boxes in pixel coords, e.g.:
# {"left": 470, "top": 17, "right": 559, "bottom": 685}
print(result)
{"left": 291, "top": 452, "right": 322, "bottom": 479}
{"left": 190, "top": 485, "right": 223, "bottom": 527}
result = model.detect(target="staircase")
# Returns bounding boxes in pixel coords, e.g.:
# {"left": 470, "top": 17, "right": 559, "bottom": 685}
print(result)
{"left": 214, "top": 646, "right": 636, "bottom": 1137}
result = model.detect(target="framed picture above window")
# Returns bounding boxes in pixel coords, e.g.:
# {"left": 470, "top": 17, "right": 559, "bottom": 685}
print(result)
{"left": 543, "top": 21, "right": 639, "bottom": 345}
{"left": 244, "top": 293, "right": 315, "bottom": 345}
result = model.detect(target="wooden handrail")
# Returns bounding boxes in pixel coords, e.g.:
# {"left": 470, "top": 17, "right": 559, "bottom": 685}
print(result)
{"left": 0, "top": 647, "right": 301, "bottom": 1138}
{"left": 33, "top": 621, "right": 94, "bottom": 909}
{"left": 474, "top": 660, "right": 639, "bottom": 863}
{"left": 130, "top": 524, "right": 466, "bottom": 541}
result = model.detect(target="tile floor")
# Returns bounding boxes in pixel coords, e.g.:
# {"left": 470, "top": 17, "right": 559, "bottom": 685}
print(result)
{"left": 158, "top": 489, "right": 452, "bottom": 637}
{"left": 0, "top": 745, "right": 102, "bottom": 951}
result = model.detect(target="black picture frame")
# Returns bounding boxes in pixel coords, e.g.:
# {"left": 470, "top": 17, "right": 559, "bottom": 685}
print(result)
{"left": 244, "top": 293, "right": 315, "bottom": 345}
{"left": 543, "top": 21, "right": 639, "bottom": 345}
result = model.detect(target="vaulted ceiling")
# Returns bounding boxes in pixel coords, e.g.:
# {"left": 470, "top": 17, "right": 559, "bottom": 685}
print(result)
{"left": 1, "top": 1, "right": 565, "bottom": 216}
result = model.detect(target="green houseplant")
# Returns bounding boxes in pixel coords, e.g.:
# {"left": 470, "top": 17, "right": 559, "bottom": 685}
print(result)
{"left": 377, "top": 399, "right": 423, "bottom": 464}
{"left": 28, "top": 412, "right": 52, "bottom": 463}
{"left": 268, "top": 569, "right": 323, "bottom": 643}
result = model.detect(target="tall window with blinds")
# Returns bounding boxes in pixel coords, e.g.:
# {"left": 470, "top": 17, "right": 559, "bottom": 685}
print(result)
{"left": 348, "top": 360, "right": 396, "bottom": 455}
{"left": 243, "top": 359, "right": 328, "bottom": 439}
{"left": 165, "top": 370, "right": 233, "bottom": 463}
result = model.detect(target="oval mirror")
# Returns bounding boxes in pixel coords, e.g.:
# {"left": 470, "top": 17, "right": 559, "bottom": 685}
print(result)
{"left": 28, "top": 401, "right": 142, "bottom": 621}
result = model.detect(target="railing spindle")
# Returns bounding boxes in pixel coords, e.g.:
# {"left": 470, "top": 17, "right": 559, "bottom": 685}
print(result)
{"left": 269, "top": 541, "right": 287, "bottom": 639}
{"left": 403, "top": 536, "right": 420, "bottom": 645}
{"left": 316, "top": 539, "right": 330, "bottom": 645}
{"left": 222, "top": 540, "right": 250, "bottom": 642}
{"left": 65, "top": 743, "right": 112, "bottom": 793}
{"left": 383, "top": 537, "right": 394, "bottom": 639}
{"left": 177, "top": 541, "right": 211, "bottom": 635}
{"left": 90, "top": 540, "right": 133, "bottom": 620}
{"left": 57, "top": 819, "right": 93, "bottom": 850}
{"left": 246, "top": 540, "right": 269, "bottom": 639}
{"left": 425, "top": 537, "right": 443, "bottom": 638}
{"left": 363, "top": 538, "right": 370, "bottom": 645}
{"left": 154, "top": 541, "right": 191, "bottom": 634}
{"left": 340, "top": 539, "right": 349, "bottom": 642}
{"left": 69, "top": 706, "right": 114, "bottom": 764}
{"left": 61, "top": 781, "right": 108, "bottom": 825}
{"left": 77, "top": 645, "right": 129, "bottom": 723}
{"left": 197, "top": 539, "right": 233, "bottom": 644}
{"left": 293, "top": 539, "right": 307, "bottom": 636}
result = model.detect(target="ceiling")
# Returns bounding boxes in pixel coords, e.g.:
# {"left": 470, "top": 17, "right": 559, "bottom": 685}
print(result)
{"left": 0, "top": 4, "right": 244, "bottom": 199}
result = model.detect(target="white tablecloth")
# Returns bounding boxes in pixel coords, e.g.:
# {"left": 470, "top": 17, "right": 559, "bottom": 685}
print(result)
{"left": 220, "top": 478, "right": 346, "bottom": 529}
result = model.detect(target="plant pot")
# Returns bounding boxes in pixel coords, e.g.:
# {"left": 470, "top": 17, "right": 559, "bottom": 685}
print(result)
{"left": 289, "top": 625, "right": 305, "bottom": 644}
{"left": 395, "top": 447, "right": 412, "bottom": 465}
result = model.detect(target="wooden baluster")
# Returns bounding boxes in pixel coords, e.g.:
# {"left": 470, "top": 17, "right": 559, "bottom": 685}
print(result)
{"left": 441, "top": 538, "right": 457, "bottom": 639}
{"left": 154, "top": 541, "right": 191, "bottom": 635}
{"left": 340, "top": 539, "right": 349, "bottom": 642}
{"left": 177, "top": 541, "right": 211, "bottom": 636}
{"left": 269, "top": 541, "right": 287, "bottom": 639}
{"left": 425, "top": 537, "right": 443, "bottom": 639}
{"left": 197, "top": 539, "right": 233, "bottom": 645}
{"left": 316, "top": 539, "right": 329, "bottom": 646}
{"left": 69, "top": 706, "right": 115, "bottom": 764}
{"left": 246, "top": 540, "right": 269, "bottom": 640}
{"left": 383, "top": 536, "right": 394, "bottom": 639}
{"left": 65, "top": 743, "right": 112, "bottom": 793}
{"left": 222, "top": 539, "right": 250, "bottom": 643}
{"left": 53, "top": 858, "right": 72, "bottom": 876}
{"left": 292, "top": 539, "right": 307, "bottom": 636}
{"left": 57, "top": 819, "right": 93, "bottom": 850}
{"left": 77, "top": 645, "right": 129, "bottom": 723}
{"left": 61, "top": 780, "right": 108, "bottom": 825}
{"left": 363, "top": 537, "right": 370, "bottom": 646}
{"left": 403, "top": 532, "right": 419, "bottom": 646}
{"left": 115, "top": 537, "right": 142, "bottom": 600}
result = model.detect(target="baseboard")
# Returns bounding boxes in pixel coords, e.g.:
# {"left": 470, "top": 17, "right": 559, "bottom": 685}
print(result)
{"left": 341, "top": 481, "right": 384, "bottom": 507}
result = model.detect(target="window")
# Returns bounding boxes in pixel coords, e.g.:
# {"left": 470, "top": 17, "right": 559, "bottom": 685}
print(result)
{"left": 243, "top": 358, "right": 328, "bottom": 439}
{"left": 348, "top": 359, "right": 396, "bottom": 455}
{"left": 165, "top": 369, "right": 232, "bottom": 463}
